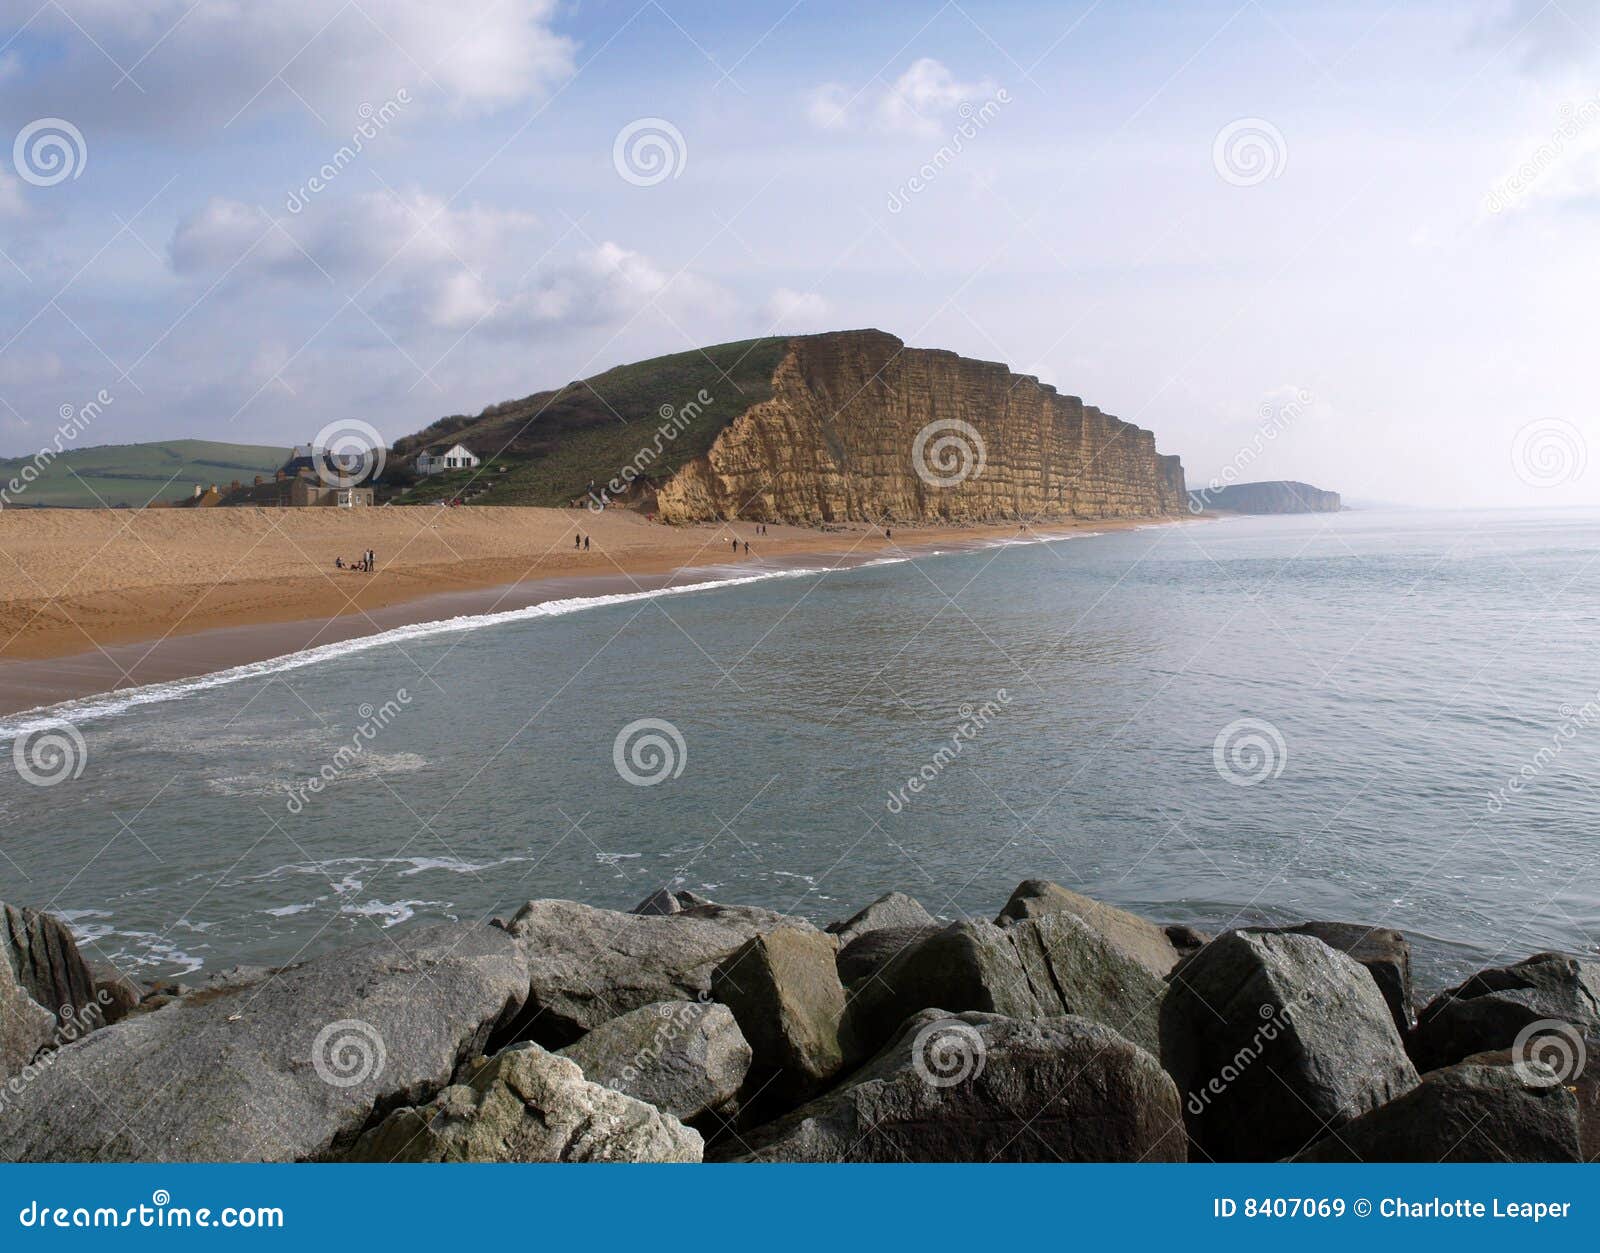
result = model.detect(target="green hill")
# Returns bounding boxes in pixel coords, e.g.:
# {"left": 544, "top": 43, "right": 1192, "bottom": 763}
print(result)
{"left": 0, "top": 439, "right": 287, "bottom": 508}
{"left": 393, "top": 337, "right": 790, "bottom": 507}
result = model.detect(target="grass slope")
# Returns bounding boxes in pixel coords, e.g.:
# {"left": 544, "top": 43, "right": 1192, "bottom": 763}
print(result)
{"left": 0, "top": 439, "right": 287, "bottom": 508}
{"left": 393, "top": 337, "right": 790, "bottom": 506}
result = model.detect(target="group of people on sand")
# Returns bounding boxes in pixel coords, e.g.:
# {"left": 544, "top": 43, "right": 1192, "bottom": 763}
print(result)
{"left": 573, "top": 533, "right": 591, "bottom": 551}
{"left": 335, "top": 549, "right": 376, "bottom": 572}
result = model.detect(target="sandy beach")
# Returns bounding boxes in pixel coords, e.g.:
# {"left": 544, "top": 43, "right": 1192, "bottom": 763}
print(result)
{"left": 0, "top": 506, "right": 1174, "bottom": 714}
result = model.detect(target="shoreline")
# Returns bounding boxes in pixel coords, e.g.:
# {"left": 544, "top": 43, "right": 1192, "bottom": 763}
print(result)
{"left": 0, "top": 508, "right": 1191, "bottom": 718}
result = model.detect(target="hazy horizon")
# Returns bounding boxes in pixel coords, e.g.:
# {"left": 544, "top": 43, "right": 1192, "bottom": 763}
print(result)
{"left": 4, "top": 1, "right": 1599, "bottom": 510}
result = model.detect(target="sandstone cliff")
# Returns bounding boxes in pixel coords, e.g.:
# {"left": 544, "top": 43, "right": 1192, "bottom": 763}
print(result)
{"left": 655, "top": 331, "right": 1186, "bottom": 524}
{"left": 1189, "top": 481, "right": 1340, "bottom": 515}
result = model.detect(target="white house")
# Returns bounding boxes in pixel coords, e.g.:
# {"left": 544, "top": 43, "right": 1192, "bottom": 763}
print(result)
{"left": 415, "top": 443, "right": 481, "bottom": 475}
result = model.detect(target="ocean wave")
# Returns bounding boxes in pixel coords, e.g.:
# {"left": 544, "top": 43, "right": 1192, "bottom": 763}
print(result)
{"left": 0, "top": 564, "right": 836, "bottom": 736}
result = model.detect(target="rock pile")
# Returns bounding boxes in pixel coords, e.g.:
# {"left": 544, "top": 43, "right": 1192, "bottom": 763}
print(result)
{"left": 1, "top": 883, "right": 1592, "bottom": 1163}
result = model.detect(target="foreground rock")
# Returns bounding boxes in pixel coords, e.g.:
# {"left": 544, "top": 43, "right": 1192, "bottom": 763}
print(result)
{"left": 836, "top": 925, "right": 942, "bottom": 987}
{"left": 1, "top": 956, "right": 54, "bottom": 1078}
{"left": 997, "top": 880, "right": 1180, "bottom": 978}
{"left": 729, "top": 1010, "right": 1184, "bottom": 1162}
{"left": 499, "top": 899, "right": 818, "bottom": 1047}
{"left": 631, "top": 888, "right": 715, "bottom": 916}
{"left": 1252, "top": 921, "right": 1414, "bottom": 1034}
{"left": 1294, "top": 1057, "right": 1581, "bottom": 1162}
{"left": 846, "top": 914, "right": 1165, "bottom": 1056}
{"left": 8, "top": 923, "right": 528, "bottom": 1162}
{"left": 826, "top": 892, "right": 935, "bottom": 947}
{"left": 2, "top": 903, "right": 96, "bottom": 1021}
{"left": 347, "top": 1042, "right": 701, "bottom": 1163}
{"left": 1161, "top": 930, "right": 1417, "bottom": 1161}
{"left": 712, "top": 928, "right": 849, "bottom": 1107}
{"left": 1409, "top": 952, "right": 1600, "bottom": 1073}
{"left": 557, "top": 1000, "right": 750, "bottom": 1125}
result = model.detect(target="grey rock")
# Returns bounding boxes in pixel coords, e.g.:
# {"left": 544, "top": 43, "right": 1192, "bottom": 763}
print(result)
{"left": 558, "top": 1000, "right": 750, "bottom": 1124}
{"left": 347, "top": 1042, "right": 701, "bottom": 1162}
{"left": 1294, "top": 1058, "right": 1581, "bottom": 1163}
{"left": 846, "top": 914, "right": 1165, "bottom": 1057}
{"left": 500, "top": 898, "right": 817, "bottom": 1047}
{"left": 826, "top": 892, "right": 936, "bottom": 947}
{"left": 2, "top": 903, "right": 96, "bottom": 1022}
{"left": 1409, "top": 952, "right": 1600, "bottom": 1073}
{"left": 1253, "top": 921, "right": 1414, "bottom": 1034}
{"left": 996, "top": 880, "right": 1180, "bottom": 978}
{"left": 1, "top": 956, "right": 54, "bottom": 1079}
{"left": 731, "top": 1010, "right": 1185, "bottom": 1163}
{"left": 6, "top": 922, "right": 528, "bottom": 1162}
{"left": 1161, "top": 930, "right": 1418, "bottom": 1161}
{"left": 1164, "top": 924, "right": 1211, "bottom": 957}
{"left": 836, "top": 925, "right": 942, "bottom": 987}
{"left": 712, "top": 928, "right": 851, "bottom": 1107}
{"left": 88, "top": 967, "right": 142, "bottom": 1026}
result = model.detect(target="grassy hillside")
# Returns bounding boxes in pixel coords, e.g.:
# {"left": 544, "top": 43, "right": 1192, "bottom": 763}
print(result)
{"left": 0, "top": 439, "right": 287, "bottom": 508}
{"left": 393, "top": 337, "right": 790, "bottom": 507}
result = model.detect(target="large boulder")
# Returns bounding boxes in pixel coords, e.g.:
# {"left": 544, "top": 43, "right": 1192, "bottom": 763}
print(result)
{"left": 729, "top": 1010, "right": 1185, "bottom": 1163}
{"left": 1161, "top": 930, "right": 1418, "bottom": 1161}
{"left": 826, "top": 892, "right": 935, "bottom": 947}
{"left": 1, "top": 955, "right": 54, "bottom": 1079}
{"left": 557, "top": 1000, "right": 750, "bottom": 1125}
{"left": 836, "top": 925, "right": 942, "bottom": 987}
{"left": 6, "top": 923, "right": 528, "bottom": 1162}
{"left": 845, "top": 914, "right": 1165, "bottom": 1057}
{"left": 1294, "top": 1058, "right": 1581, "bottom": 1163}
{"left": 498, "top": 899, "right": 817, "bottom": 1046}
{"left": 711, "top": 928, "right": 850, "bottom": 1107}
{"left": 1409, "top": 952, "right": 1600, "bottom": 1073}
{"left": 1252, "top": 921, "right": 1414, "bottom": 1034}
{"left": 346, "top": 1042, "right": 701, "bottom": 1163}
{"left": 630, "top": 888, "right": 714, "bottom": 916}
{"left": 997, "top": 880, "right": 1180, "bottom": 978}
{"left": 2, "top": 903, "right": 96, "bottom": 1022}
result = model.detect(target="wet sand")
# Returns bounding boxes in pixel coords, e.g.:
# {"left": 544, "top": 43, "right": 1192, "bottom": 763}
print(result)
{"left": 0, "top": 506, "right": 1180, "bottom": 715}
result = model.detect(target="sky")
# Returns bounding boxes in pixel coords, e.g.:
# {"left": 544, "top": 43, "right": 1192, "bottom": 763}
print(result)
{"left": 2, "top": 0, "right": 1599, "bottom": 508}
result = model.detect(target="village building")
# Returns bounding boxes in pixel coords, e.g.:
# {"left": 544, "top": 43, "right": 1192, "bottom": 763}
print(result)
{"left": 415, "top": 443, "right": 480, "bottom": 475}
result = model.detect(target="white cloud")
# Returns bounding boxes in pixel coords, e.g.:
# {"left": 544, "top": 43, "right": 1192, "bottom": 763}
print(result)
{"left": 807, "top": 59, "right": 999, "bottom": 138}
{"left": 763, "top": 288, "right": 831, "bottom": 330}
{"left": 22, "top": 0, "right": 574, "bottom": 129}
{"left": 0, "top": 170, "right": 25, "bottom": 220}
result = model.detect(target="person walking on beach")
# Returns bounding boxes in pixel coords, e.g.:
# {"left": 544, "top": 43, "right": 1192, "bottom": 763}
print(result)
{"left": 583, "top": 535, "right": 590, "bottom": 551}
{"left": 743, "top": 541, "right": 750, "bottom": 555}
{"left": 575, "top": 534, "right": 581, "bottom": 550}
{"left": 731, "top": 537, "right": 738, "bottom": 553}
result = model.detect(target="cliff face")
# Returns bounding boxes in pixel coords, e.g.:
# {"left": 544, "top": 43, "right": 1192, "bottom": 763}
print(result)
{"left": 656, "top": 331, "right": 1186, "bottom": 524}
{"left": 1189, "top": 481, "right": 1340, "bottom": 514}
